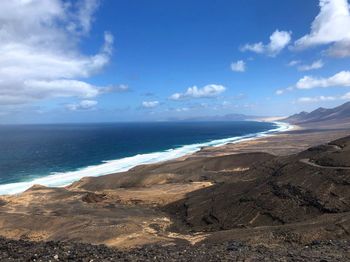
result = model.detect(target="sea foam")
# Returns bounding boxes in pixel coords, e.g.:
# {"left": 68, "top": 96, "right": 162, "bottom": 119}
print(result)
{"left": 0, "top": 121, "right": 291, "bottom": 195}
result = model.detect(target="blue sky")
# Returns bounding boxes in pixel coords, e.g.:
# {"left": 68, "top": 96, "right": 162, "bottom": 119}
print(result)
{"left": 1, "top": 0, "right": 350, "bottom": 123}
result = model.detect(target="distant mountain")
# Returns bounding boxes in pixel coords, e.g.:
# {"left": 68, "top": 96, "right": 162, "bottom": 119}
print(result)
{"left": 284, "top": 101, "right": 350, "bottom": 127}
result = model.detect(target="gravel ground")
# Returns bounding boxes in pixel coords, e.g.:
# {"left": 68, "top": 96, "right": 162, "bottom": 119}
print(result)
{"left": 0, "top": 238, "right": 349, "bottom": 261}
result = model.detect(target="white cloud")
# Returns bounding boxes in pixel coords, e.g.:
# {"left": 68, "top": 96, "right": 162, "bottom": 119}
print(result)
{"left": 170, "top": 84, "right": 226, "bottom": 100}
{"left": 66, "top": 100, "right": 98, "bottom": 110}
{"left": 288, "top": 59, "right": 324, "bottom": 71}
{"left": 101, "top": 84, "right": 130, "bottom": 93}
{"left": 342, "top": 92, "right": 350, "bottom": 99}
{"left": 296, "top": 95, "right": 336, "bottom": 103}
{"left": 288, "top": 60, "right": 301, "bottom": 66}
{"left": 25, "top": 79, "right": 99, "bottom": 97}
{"left": 241, "top": 30, "right": 292, "bottom": 56}
{"left": 241, "top": 43, "right": 264, "bottom": 54}
{"left": 230, "top": 60, "right": 246, "bottom": 72}
{"left": 175, "top": 107, "right": 189, "bottom": 112}
{"left": 326, "top": 40, "right": 350, "bottom": 57}
{"left": 297, "top": 60, "right": 324, "bottom": 71}
{"left": 275, "top": 86, "right": 294, "bottom": 95}
{"left": 69, "top": 0, "right": 100, "bottom": 35}
{"left": 268, "top": 30, "right": 292, "bottom": 55}
{"left": 142, "top": 101, "right": 159, "bottom": 108}
{"left": 0, "top": 0, "right": 114, "bottom": 107}
{"left": 295, "top": 0, "right": 350, "bottom": 47}
{"left": 296, "top": 91, "right": 350, "bottom": 103}
{"left": 294, "top": 0, "right": 350, "bottom": 57}
{"left": 296, "top": 71, "right": 350, "bottom": 89}
{"left": 169, "top": 93, "right": 181, "bottom": 100}
{"left": 277, "top": 71, "right": 350, "bottom": 95}
{"left": 0, "top": 79, "right": 101, "bottom": 105}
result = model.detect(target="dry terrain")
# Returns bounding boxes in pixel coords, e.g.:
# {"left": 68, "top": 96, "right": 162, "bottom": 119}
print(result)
{"left": 0, "top": 123, "right": 349, "bottom": 260}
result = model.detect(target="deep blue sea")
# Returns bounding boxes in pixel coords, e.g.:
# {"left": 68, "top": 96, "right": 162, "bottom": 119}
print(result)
{"left": 0, "top": 121, "right": 287, "bottom": 194}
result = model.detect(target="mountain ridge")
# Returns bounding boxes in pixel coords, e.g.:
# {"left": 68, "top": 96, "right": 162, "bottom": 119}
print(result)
{"left": 284, "top": 101, "right": 350, "bottom": 126}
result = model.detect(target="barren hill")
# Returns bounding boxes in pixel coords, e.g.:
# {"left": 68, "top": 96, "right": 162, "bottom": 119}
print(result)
{"left": 284, "top": 102, "right": 350, "bottom": 128}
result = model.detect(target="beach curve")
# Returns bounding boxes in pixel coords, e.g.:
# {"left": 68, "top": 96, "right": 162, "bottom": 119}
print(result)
{"left": 0, "top": 121, "right": 292, "bottom": 195}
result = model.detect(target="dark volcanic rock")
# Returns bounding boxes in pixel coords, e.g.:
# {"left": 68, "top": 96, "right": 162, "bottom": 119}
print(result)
{"left": 164, "top": 136, "right": 350, "bottom": 234}
{"left": 82, "top": 192, "right": 107, "bottom": 203}
{"left": 0, "top": 237, "right": 348, "bottom": 261}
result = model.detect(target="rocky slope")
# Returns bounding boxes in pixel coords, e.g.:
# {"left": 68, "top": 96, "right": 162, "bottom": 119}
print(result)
{"left": 284, "top": 101, "right": 350, "bottom": 128}
{"left": 0, "top": 237, "right": 348, "bottom": 261}
{"left": 164, "top": 136, "right": 350, "bottom": 240}
{"left": 0, "top": 131, "right": 349, "bottom": 260}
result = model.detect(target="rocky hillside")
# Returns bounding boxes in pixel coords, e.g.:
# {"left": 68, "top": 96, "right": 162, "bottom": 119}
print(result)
{"left": 0, "top": 237, "right": 348, "bottom": 261}
{"left": 284, "top": 102, "right": 350, "bottom": 127}
{"left": 165, "top": 136, "right": 350, "bottom": 241}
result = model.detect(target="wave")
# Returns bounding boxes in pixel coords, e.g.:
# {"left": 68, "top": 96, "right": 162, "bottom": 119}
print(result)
{"left": 0, "top": 121, "right": 291, "bottom": 195}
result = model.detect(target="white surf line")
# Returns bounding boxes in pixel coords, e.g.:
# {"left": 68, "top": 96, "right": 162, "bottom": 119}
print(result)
{"left": 0, "top": 122, "right": 291, "bottom": 195}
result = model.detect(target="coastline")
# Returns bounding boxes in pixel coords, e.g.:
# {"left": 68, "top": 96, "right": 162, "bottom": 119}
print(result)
{"left": 0, "top": 121, "right": 291, "bottom": 195}
{"left": 0, "top": 121, "right": 349, "bottom": 250}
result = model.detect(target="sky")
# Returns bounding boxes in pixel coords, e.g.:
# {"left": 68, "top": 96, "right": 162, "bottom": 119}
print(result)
{"left": 1, "top": 0, "right": 350, "bottom": 123}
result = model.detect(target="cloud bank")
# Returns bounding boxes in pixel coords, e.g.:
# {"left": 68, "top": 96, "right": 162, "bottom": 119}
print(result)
{"left": 294, "top": 0, "right": 350, "bottom": 57}
{"left": 296, "top": 92, "right": 350, "bottom": 103}
{"left": 276, "top": 71, "right": 350, "bottom": 96}
{"left": 170, "top": 84, "right": 226, "bottom": 100}
{"left": 295, "top": 71, "right": 350, "bottom": 89}
{"left": 0, "top": 0, "right": 113, "bottom": 106}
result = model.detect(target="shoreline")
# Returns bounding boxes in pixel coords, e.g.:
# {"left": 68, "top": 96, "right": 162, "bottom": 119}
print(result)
{"left": 0, "top": 121, "right": 291, "bottom": 195}
{"left": 0, "top": 122, "right": 349, "bottom": 249}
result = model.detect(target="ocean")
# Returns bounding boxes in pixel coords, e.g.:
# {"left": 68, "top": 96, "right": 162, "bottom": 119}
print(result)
{"left": 0, "top": 121, "right": 289, "bottom": 194}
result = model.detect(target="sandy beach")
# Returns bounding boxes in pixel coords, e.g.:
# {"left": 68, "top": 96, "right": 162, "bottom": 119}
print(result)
{"left": 0, "top": 120, "right": 348, "bottom": 251}
{"left": 196, "top": 123, "right": 350, "bottom": 157}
